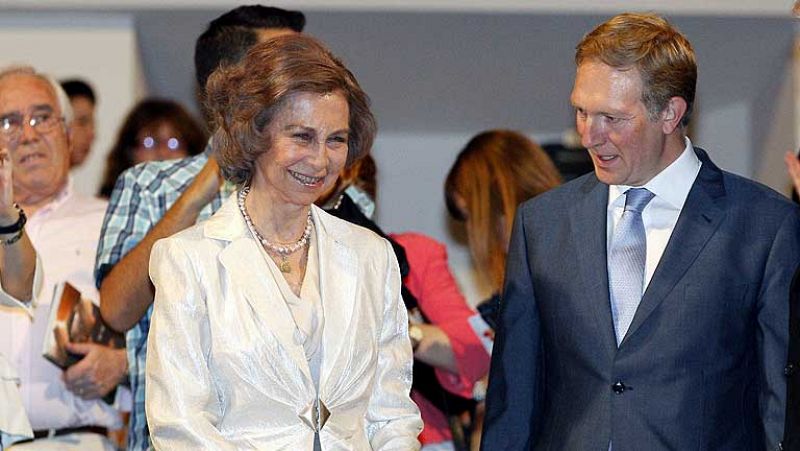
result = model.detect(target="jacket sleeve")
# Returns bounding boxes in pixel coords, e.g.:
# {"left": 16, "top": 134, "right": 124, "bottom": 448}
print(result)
{"left": 365, "top": 239, "right": 423, "bottom": 450}
{"left": 481, "top": 206, "right": 542, "bottom": 450}
{"left": 758, "top": 207, "right": 800, "bottom": 449}
{"left": 145, "top": 238, "right": 235, "bottom": 450}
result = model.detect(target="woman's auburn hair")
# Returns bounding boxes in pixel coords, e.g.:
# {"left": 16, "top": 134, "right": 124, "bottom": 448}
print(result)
{"left": 445, "top": 130, "right": 562, "bottom": 293}
{"left": 205, "top": 34, "right": 376, "bottom": 186}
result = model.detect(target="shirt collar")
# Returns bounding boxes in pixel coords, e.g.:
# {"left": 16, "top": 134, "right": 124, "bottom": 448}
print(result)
{"left": 29, "top": 177, "right": 72, "bottom": 220}
{"left": 608, "top": 137, "right": 701, "bottom": 210}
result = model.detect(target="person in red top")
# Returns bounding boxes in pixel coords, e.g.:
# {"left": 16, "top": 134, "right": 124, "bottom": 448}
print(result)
{"left": 391, "top": 231, "right": 490, "bottom": 447}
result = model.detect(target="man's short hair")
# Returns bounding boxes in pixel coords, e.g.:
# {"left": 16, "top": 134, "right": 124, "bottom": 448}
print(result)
{"left": 0, "top": 66, "right": 73, "bottom": 124}
{"left": 194, "top": 6, "right": 305, "bottom": 89}
{"left": 60, "top": 78, "right": 96, "bottom": 105}
{"left": 575, "top": 13, "right": 696, "bottom": 127}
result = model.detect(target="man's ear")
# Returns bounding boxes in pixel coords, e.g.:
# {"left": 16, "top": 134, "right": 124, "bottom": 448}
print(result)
{"left": 661, "top": 96, "right": 688, "bottom": 134}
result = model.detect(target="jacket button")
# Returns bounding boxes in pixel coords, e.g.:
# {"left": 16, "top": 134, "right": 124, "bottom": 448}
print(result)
{"left": 612, "top": 381, "right": 626, "bottom": 394}
{"left": 786, "top": 363, "right": 797, "bottom": 376}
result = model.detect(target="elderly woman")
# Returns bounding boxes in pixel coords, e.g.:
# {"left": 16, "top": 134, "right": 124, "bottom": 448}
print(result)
{"left": 144, "top": 35, "right": 422, "bottom": 450}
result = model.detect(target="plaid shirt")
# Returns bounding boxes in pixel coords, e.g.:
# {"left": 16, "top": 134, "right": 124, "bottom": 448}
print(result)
{"left": 94, "top": 145, "right": 233, "bottom": 450}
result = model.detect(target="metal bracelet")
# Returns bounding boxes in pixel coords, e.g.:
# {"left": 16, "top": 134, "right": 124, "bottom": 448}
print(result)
{"left": 0, "top": 228, "right": 23, "bottom": 246}
{"left": 0, "top": 204, "right": 26, "bottom": 234}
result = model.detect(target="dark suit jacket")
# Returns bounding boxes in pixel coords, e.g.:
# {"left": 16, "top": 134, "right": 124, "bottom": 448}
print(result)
{"left": 784, "top": 269, "right": 800, "bottom": 450}
{"left": 481, "top": 148, "right": 800, "bottom": 450}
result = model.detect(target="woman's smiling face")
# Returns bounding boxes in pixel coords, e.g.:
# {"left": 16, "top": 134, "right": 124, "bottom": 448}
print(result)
{"left": 254, "top": 90, "right": 350, "bottom": 208}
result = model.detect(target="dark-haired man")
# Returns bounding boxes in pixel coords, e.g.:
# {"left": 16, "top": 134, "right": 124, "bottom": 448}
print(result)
{"left": 60, "top": 79, "right": 96, "bottom": 168}
{"left": 482, "top": 12, "right": 800, "bottom": 450}
{"left": 95, "top": 6, "right": 304, "bottom": 450}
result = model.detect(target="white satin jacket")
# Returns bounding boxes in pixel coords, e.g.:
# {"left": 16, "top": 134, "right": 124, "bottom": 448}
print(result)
{"left": 145, "top": 196, "right": 422, "bottom": 450}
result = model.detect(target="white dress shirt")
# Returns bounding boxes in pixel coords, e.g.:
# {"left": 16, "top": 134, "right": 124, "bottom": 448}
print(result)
{"left": 0, "top": 180, "right": 123, "bottom": 431}
{"left": 606, "top": 138, "right": 702, "bottom": 290}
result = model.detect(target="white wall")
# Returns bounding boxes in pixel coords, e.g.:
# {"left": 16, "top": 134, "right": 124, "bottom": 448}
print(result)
{"left": 374, "top": 132, "right": 489, "bottom": 305}
{"left": 0, "top": 14, "right": 143, "bottom": 197}
{"left": 693, "top": 102, "right": 752, "bottom": 177}
{"left": 1, "top": 0, "right": 796, "bottom": 16}
{"left": 754, "top": 48, "right": 795, "bottom": 192}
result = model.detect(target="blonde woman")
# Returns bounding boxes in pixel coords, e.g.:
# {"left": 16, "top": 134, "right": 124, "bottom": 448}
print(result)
{"left": 445, "top": 130, "right": 561, "bottom": 302}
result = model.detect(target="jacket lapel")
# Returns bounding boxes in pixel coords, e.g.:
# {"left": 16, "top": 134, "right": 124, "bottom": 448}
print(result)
{"left": 206, "top": 197, "right": 312, "bottom": 382}
{"left": 569, "top": 175, "right": 618, "bottom": 354}
{"left": 621, "top": 148, "right": 727, "bottom": 346}
{"left": 313, "top": 207, "right": 358, "bottom": 392}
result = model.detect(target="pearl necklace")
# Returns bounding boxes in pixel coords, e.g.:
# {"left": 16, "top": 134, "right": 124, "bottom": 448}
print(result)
{"left": 237, "top": 186, "right": 312, "bottom": 273}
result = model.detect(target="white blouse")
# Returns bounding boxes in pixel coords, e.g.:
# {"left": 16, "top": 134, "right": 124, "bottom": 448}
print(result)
{"left": 260, "top": 227, "right": 324, "bottom": 388}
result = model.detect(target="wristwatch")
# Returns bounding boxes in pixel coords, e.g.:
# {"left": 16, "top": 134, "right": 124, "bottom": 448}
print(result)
{"left": 408, "top": 324, "right": 424, "bottom": 351}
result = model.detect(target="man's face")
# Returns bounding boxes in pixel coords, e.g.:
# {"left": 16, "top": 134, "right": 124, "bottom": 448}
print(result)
{"left": 0, "top": 74, "right": 71, "bottom": 200}
{"left": 68, "top": 95, "right": 95, "bottom": 167}
{"left": 570, "top": 61, "right": 677, "bottom": 187}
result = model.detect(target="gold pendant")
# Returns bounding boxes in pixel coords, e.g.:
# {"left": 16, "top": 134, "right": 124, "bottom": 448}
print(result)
{"left": 279, "top": 259, "right": 291, "bottom": 273}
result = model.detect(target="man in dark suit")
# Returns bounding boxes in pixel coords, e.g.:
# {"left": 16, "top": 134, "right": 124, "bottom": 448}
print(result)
{"left": 785, "top": 270, "right": 800, "bottom": 450}
{"left": 481, "top": 12, "right": 800, "bottom": 450}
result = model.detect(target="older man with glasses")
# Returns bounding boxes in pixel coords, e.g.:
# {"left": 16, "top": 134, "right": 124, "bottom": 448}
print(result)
{"left": 0, "top": 66, "right": 127, "bottom": 451}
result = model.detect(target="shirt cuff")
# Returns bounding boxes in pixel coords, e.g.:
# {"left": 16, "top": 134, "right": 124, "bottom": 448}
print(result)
{"left": 0, "top": 254, "right": 42, "bottom": 315}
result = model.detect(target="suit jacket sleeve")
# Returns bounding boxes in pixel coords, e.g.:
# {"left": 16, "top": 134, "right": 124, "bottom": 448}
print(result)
{"left": 146, "top": 238, "right": 235, "bottom": 450}
{"left": 759, "top": 208, "right": 800, "bottom": 448}
{"left": 365, "top": 239, "right": 423, "bottom": 450}
{"left": 784, "top": 267, "right": 800, "bottom": 450}
{"left": 481, "top": 206, "right": 542, "bottom": 450}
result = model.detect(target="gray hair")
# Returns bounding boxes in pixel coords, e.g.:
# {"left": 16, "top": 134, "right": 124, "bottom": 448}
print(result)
{"left": 0, "top": 65, "right": 74, "bottom": 125}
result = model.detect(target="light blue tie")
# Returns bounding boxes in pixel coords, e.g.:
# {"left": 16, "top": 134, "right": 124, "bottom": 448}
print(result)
{"left": 608, "top": 188, "right": 654, "bottom": 345}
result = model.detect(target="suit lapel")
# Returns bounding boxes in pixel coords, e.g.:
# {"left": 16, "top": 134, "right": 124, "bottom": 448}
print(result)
{"left": 621, "top": 148, "right": 727, "bottom": 346}
{"left": 569, "top": 175, "right": 618, "bottom": 353}
{"left": 314, "top": 207, "right": 358, "bottom": 392}
{"left": 208, "top": 198, "right": 312, "bottom": 382}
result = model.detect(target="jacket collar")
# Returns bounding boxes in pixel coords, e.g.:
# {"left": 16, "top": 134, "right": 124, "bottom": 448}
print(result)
{"left": 205, "top": 194, "right": 359, "bottom": 392}
{"left": 569, "top": 147, "right": 727, "bottom": 349}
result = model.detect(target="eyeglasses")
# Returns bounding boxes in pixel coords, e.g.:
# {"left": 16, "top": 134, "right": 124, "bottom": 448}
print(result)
{"left": 135, "top": 136, "right": 184, "bottom": 151}
{"left": 0, "top": 110, "right": 64, "bottom": 138}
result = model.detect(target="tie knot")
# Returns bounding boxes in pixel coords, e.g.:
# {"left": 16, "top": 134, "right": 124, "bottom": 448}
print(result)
{"left": 624, "top": 188, "right": 654, "bottom": 213}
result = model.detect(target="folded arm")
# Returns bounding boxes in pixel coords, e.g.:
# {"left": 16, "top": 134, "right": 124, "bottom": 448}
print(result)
{"left": 398, "top": 233, "right": 490, "bottom": 392}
